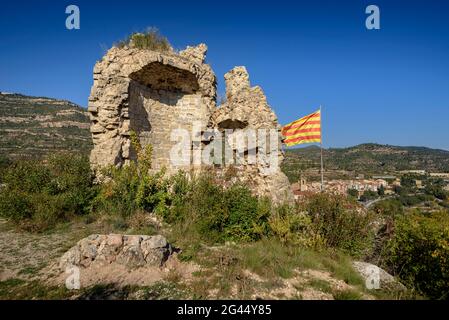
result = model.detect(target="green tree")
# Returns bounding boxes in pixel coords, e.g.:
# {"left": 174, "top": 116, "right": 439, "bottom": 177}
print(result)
{"left": 347, "top": 188, "right": 359, "bottom": 198}
{"left": 360, "top": 190, "right": 378, "bottom": 202}
{"left": 387, "top": 210, "right": 449, "bottom": 299}
{"left": 401, "top": 175, "right": 416, "bottom": 189}
{"left": 378, "top": 185, "right": 385, "bottom": 196}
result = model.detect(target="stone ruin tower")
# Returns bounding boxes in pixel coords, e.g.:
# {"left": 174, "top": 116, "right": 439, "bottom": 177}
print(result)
{"left": 88, "top": 43, "right": 293, "bottom": 203}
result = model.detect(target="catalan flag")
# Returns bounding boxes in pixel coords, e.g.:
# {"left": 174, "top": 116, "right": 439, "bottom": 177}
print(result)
{"left": 281, "top": 109, "right": 321, "bottom": 147}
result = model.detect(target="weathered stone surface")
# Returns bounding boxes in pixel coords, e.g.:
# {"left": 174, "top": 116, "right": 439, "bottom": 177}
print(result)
{"left": 59, "top": 234, "right": 172, "bottom": 270}
{"left": 211, "top": 67, "right": 294, "bottom": 203}
{"left": 88, "top": 42, "right": 293, "bottom": 203}
{"left": 224, "top": 66, "right": 251, "bottom": 101}
{"left": 88, "top": 43, "right": 216, "bottom": 173}
{"left": 352, "top": 261, "right": 407, "bottom": 292}
{"left": 179, "top": 43, "right": 208, "bottom": 64}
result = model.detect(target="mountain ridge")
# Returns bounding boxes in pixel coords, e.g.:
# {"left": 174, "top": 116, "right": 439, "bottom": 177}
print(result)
{"left": 0, "top": 92, "right": 92, "bottom": 160}
{"left": 282, "top": 142, "right": 449, "bottom": 182}
{"left": 2, "top": 93, "right": 448, "bottom": 176}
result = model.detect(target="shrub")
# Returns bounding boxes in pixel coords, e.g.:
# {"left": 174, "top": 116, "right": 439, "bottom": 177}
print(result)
{"left": 116, "top": 27, "right": 172, "bottom": 52}
{"left": 92, "top": 134, "right": 157, "bottom": 218}
{"left": 0, "top": 155, "right": 11, "bottom": 181}
{"left": 0, "top": 154, "right": 95, "bottom": 231}
{"left": 359, "top": 190, "right": 378, "bottom": 202}
{"left": 425, "top": 184, "right": 449, "bottom": 201}
{"left": 347, "top": 188, "right": 359, "bottom": 198}
{"left": 169, "top": 173, "right": 271, "bottom": 243}
{"left": 92, "top": 163, "right": 141, "bottom": 218}
{"left": 304, "top": 193, "right": 375, "bottom": 257}
{"left": 372, "top": 198, "right": 404, "bottom": 218}
{"left": 135, "top": 169, "right": 172, "bottom": 218}
{"left": 386, "top": 210, "right": 449, "bottom": 299}
{"left": 222, "top": 184, "right": 270, "bottom": 241}
{"left": 268, "top": 203, "right": 322, "bottom": 248}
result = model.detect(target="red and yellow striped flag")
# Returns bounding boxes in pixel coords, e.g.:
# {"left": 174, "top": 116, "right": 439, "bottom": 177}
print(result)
{"left": 281, "top": 109, "right": 321, "bottom": 147}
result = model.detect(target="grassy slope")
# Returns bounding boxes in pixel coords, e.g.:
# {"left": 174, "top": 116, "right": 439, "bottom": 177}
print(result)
{"left": 0, "top": 217, "right": 407, "bottom": 300}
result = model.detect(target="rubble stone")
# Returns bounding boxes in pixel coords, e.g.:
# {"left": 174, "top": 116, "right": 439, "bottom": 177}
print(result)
{"left": 59, "top": 234, "right": 172, "bottom": 270}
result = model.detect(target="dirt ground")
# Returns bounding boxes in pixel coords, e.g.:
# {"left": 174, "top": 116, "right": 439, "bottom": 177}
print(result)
{"left": 0, "top": 218, "right": 378, "bottom": 300}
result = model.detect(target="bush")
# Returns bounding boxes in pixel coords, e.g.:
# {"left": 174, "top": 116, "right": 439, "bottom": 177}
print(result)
{"left": 0, "top": 155, "right": 11, "bottom": 181}
{"left": 425, "top": 184, "right": 449, "bottom": 201}
{"left": 268, "top": 203, "right": 322, "bottom": 248}
{"left": 0, "top": 154, "right": 95, "bottom": 231}
{"left": 372, "top": 198, "right": 404, "bottom": 218}
{"left": 92, "top": 133, "right": 158, "bottom": 218}
{"left": 398, "top": 194, "right": 435, "bottom": 207}
{"left": 93, "top": 135, "right": 270, "bottom": 243}
{"left": 378, "top": 185, "right": 385, "bottom": 196}
{"left": 91, "top": 164, "right": 141, "bottom": 218}
{"left": 304, "top": 193, "right": 375, "bottom": 257}
{"left": 386, "top": 210, "right": 449, "bottom": 299}
{"left": 359, "top": 190, "right": 378, "bottom": 202}
{"left": 169, "top": 172, "right": 271, "bottom": 243}
{"left": 116, "top": 28, "right": 172, "bottom": 52}
{"left": 347, "top": 188, "right": 359, "bottom": 198}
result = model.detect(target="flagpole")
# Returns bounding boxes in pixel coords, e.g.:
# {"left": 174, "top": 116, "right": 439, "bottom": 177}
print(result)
{"left": 320, "top": 105, "right": 324, "bottom": 192}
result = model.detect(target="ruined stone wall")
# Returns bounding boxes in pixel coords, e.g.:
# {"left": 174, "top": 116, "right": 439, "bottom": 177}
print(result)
{"left": 88, "top": 45, "right": 215, "bottom": 172}
{"left": 211, "top": 66, "right": 293, "bottom": 203}
{"left": 127, "top": 80, "right": 208, "bottom": 171}
{"left": 88, "top": 43, "right": 293, "bottom": 203}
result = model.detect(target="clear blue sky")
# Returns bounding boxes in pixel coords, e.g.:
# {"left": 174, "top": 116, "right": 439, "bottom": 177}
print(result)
{"left": 1, "top": 0, "right": 448, "bottom": 150}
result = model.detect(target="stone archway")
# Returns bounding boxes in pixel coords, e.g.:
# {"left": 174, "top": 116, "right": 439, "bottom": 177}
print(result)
{"left": 127, "top": 62, "right": 203, "bottom": 170}
{"left": 88, "top": 44, "right": 294, "bottom": 203}
{"left": 88, "top": 45, "right": 216, "bottom": 172}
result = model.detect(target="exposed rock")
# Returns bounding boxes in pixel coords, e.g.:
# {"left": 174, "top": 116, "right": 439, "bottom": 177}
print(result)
{"left": 179, "top": 43, "right": 208, "bottom": 64}
{"left": 352, "top": 261, "right": 407, "bottom": 292}
{"left": 60, "top": 234, "right": 172, "bottom": 270}
{"left": 88, "top": 42, "right": 293, "bottom": 203}
{"left": 211, "top": 67, "right": 293, "bottom": 203}
{"left": 224, "top": 66, "right": 251, "bottom": 101}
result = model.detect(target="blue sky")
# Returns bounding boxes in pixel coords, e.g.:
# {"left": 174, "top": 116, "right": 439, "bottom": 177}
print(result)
{"left": 1, "top": 0, "right": 448, "bottom": 150}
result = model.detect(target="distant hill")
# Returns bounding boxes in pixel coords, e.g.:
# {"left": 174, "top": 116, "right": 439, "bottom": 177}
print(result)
{"left": 2, "top": 92, "right": 448, "bottom": 179}
{"left": 282, "top": 143, "right": 449, "bottom": 182}
{"left": 0, "top": 93, "right": 92, "bottom": 160}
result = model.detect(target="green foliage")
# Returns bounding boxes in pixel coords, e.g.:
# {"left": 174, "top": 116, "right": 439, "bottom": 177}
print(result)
{"left": 0, "top": 154, "right": 95, "bottom": 231}
{"left": 92, "top": 164, "right": 141, "bottom": 218}
{"left": 92, "top": 135, "right": 157, "bottom": 218}
{"left": 116, "top": 28, "right": 172, "bottom": 52}
{"left": 386, "top": 211, "right": 449, "bottom": 299}
{"left": 333, "top": 289, "right": 363, "bottom": 300}
{"left": 168, "top": 173, "right": 271, "bottom": 243}
{"left": 268, "top": 203, "right": 321, "bottom": 248}
{"left": 378, "top": 184, "right": 385, "bottom": 196}
{"left": 93, "top": 136, "right": 270, "bottom": 243}
{"left": 401, "top": 175, "right": 417, "bottom": 189}
{"left": 425, "top": 184, "right": 448, "bottom": 201}
{"left": 359, "top": 190, "right": 378, "bottom": 202}
{"left": 282, "top": 144, "right": 449, "bottom": 182}
{"left": 304, "top": 193, "right": 375, "bottom": 257}
{"left": 398, "top": 194, "right": 434, "bottom": 207}
{"left": 393, "top": 185, "right": 404, "bottom": 195}
{"left": 0, "top": 155, "right": 11, "bottom": 181}
{"left": 347, "top": 188, "right": 359, "bottom": 198}
{"left": 129, "top": 130, "right": 153, "bottom": 176}
{"left": 135, "top": 170, "right": 172, "bottom": 217}
{"left": 372, "top": 198, "right": 404, "bottom": 218}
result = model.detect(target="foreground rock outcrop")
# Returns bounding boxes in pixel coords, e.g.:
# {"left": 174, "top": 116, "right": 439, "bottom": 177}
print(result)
{"left": 352, "top": 261, "right": 406, "bottom": 292}
{"left": 88, "top": 42, "right": 293, "bottom": 202}
{"left": 60, "top": 234, "right": 172, "bottom": 270}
